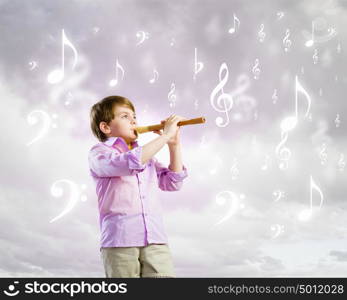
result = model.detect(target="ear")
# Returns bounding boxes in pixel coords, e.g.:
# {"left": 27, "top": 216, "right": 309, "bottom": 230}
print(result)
{"left": 99, "top": 121, "right": 111, "bottom": 135}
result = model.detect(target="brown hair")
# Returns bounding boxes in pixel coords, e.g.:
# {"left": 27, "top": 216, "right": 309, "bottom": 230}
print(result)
{"left": 90, "top": 95, "right": 135, "bottom": 142}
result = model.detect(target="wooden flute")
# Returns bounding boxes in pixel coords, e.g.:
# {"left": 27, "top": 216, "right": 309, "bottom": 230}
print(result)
{"left": 135, "top": 117, "right": 206, "bottom": 134}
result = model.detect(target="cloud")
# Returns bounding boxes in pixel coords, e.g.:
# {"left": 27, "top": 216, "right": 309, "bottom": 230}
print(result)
{"left": 0, "top": 0, "right": 346, "bottom": 277}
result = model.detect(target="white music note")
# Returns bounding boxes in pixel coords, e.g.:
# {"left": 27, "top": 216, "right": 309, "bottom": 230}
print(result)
{"left": 335, "top": 114, "right": 341, "bottom": 128}
{"left": 261, "top": 154, "right": 271, "bottom": 171}
{"left": 252, "top": 58, "right": 260, "bottom": 80}
{"left": 168, "top": 83, "right": 177, "bottom": 108}
{"left": 273, "top": 190, "right": 285, "bottom": 202}
{"left": 272, "top": 89, "right": 278, "bottom": 104}
{"left": 213, "top": 191, "right": 244, "bottom": 226}
{"left": 64, "top": 92, "right": 74, "bottom": 106}
{"left": 149, "top": 69, "right": 159, "bottom": 84}
{"left": 93, "top": 27, "right": 100, "bottom": 34}
{"left": 283, "top": 29, "right": 292, "bottom": 52}
{"left": 319, "top": 143, "right": 327, "bottom": 165}
{"left": 230, "top": 158, "right": 239, "bottom": 180}
{"left": 305, "top": 21, "right": 315, "bottom": 47}
{"left": 258, "top": 24, "right": 265, "bottom": 42}
{"left": 194, "top": 98, "right": 199, "bottom": 110}
{"left": 109, "top": 59, "right": 125, "bottom": 87}
{"left": 275, "top": 131, "right": 291, "bottom": 170}
{"left": 210, "top": 63, "right": 233, "bottom": 127}
{"left": 280, "top": 75, "right": 311, "bottom": 133}
{"left": 28, "top": 61, "right": 38, "bottom": 71}
{"left": 228, "top": 13, "right": 240, "bottom": 34}
{"left": 136, "top": 30, "right": 149, "bottom": 46}
{"left": 26, "top": 110, "right": 56, "bottom": 146}
{"left": 270, "top": 224, "right": 284, "bottom": 239}
{"left": 193, "top": 47, "right": 204, "bottom": 81}
{"left": 276, "top": 76, "right": 311, "bottom": 169}
{"left": 338, "top": 153, "right": 345, "bottom": 172}
{"left": 47, "top": 29, "right": 78, "bottom": 84}
{"left": 313, "top": 49, "right": 319, "bottom": 64}
{"left": 209, "top": 155, "right": 223, "bottom": 175}
{"left": 304, "top": 19, "right": 337, "bottom": 46}
{"left": 49, "top": 180, "right": 87, "bottom": 223}
{"left": 298, "top": 176, "right": 324, "bottom": 221}
{"left": 276, "top": 11, "right": 284, "bottom": 20}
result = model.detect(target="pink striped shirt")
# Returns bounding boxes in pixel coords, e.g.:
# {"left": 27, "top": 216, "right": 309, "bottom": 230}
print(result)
{"left": 88, "top": 136, "right": 188, "bottom": 249}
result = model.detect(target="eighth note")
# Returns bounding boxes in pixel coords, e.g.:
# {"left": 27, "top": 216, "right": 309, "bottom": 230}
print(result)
{"left": 47, "top": 29, "right": 78, "bottom": 84}
{"left": 193, "top": 47, "right": 204, "bottom": 81}
{"left": 298, "top": 175, "right": 324, "bottom": 221}
{"left": 149, "top": 69, "right": 159, "bottom": 84}
{"left": 228, "top": 13, "right": 240, "bottom": 34}
{"left": 280, "top": 75, "right": 311, "bottom": 133}
{"left": 109, "top": 59, "right": 125, "bottom": 87}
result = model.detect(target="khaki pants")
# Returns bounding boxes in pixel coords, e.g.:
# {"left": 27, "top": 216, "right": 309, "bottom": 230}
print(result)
{"left": 100, "top": 244, "right": 176, "bottom": 278}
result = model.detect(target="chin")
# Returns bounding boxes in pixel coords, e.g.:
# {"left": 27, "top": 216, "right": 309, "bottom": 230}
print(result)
{"left": 126, "top": 135, "right": 137, "bottom": 143}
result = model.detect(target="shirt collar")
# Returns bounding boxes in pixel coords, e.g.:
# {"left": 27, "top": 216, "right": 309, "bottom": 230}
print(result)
{"left": 104, "top": 136, "right": 138, "bottom": 152}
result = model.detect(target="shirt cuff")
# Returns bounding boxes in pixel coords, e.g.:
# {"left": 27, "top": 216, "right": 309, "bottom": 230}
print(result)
{"left": 166, "top": 165, "right": 188, "bottom": 182}
{"left": 127, "top": 146, "right": 146, "bottom": 170}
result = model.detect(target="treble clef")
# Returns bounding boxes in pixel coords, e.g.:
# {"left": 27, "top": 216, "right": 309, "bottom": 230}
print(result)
{"left": 210, "top": 63, "right": 233, "bottom": 127}
{"left": 275, "top": 131, "right": 291, "bottom": 170}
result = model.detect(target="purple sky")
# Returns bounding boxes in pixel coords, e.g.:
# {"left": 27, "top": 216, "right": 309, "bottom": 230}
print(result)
{"left": 0, "top": 0, "right": 346, "bottom": 277}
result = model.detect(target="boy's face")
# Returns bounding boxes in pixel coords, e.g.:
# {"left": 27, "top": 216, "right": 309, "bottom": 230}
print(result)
{"left": 100, "top": 105, "right": 138, "bottom": 144}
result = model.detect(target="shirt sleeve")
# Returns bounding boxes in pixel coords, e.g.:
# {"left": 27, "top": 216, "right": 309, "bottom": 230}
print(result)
{"left": 88, "top": 145, "right": 146, "bottom": 177}
{"left": 153, "top": 158, "right": 188, "bottom": 191}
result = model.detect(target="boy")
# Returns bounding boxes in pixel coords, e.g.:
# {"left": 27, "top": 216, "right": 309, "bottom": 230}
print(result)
{"left": 88, "top": 95, "right": 188, "bottom": 278}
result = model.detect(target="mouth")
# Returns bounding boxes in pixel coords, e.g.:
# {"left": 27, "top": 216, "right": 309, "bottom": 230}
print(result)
{"left": 132, "top": 129, "right": 138, "bottom": 137}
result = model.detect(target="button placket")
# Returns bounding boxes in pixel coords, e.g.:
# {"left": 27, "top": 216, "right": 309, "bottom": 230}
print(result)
{"left": 137, "top": 173, "right": 149, "bottom": 243}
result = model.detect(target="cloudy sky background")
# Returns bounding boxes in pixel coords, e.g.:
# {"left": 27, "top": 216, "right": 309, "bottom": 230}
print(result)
{"left": 0, "top": 0, "right": 346, "bottom": 277}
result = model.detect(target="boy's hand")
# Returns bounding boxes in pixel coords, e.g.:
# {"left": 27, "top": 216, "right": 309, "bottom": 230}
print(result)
{"left": 153, "top": 114, "right": 186, "bottom": 146}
